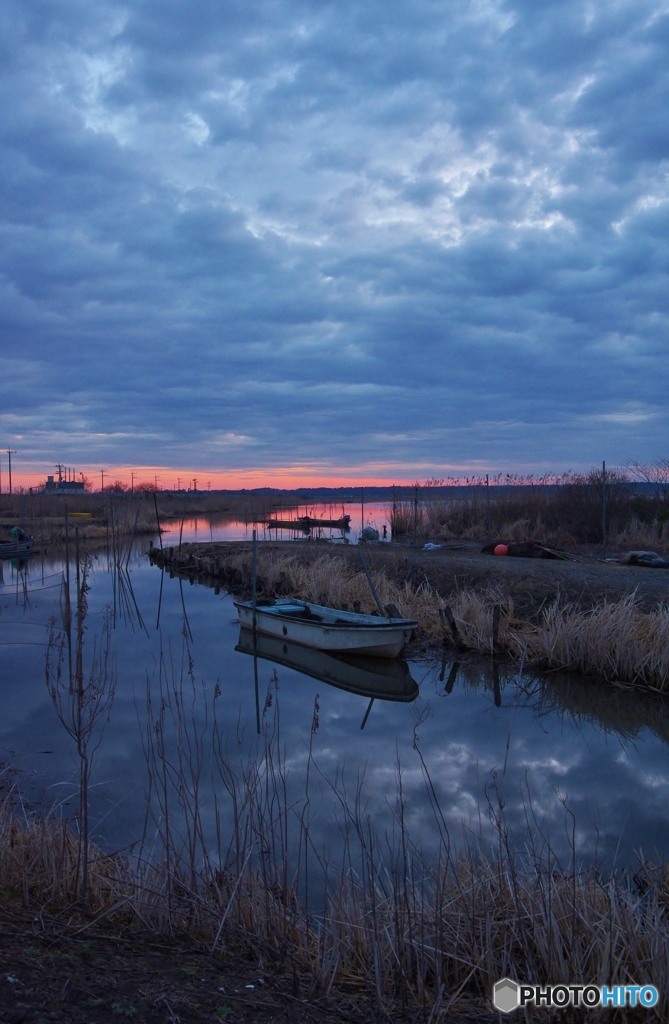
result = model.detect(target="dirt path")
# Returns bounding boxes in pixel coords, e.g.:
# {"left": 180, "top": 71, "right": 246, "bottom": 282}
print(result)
{"left": 0, "top": 897, "right": 488, "bottom": 1024}
{"left": 376, "top": 544, "right": 669, "bottom": 613}
{"left": 150, "top": 539, "right": 669, "bottom": 615}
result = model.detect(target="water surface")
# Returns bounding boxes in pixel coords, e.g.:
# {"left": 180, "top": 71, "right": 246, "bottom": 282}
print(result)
{"left": 2, "top": 536, "right": 669, "bottom": 871}
{"left": 160, "top": 500, "right": 392, "bottom": 545}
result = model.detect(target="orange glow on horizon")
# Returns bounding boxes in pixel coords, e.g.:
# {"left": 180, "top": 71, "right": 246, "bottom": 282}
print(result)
{"left": 6, "top": 460, "right": 500, "bottom": 492}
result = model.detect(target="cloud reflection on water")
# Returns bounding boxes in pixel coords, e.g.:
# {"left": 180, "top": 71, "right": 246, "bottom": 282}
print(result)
{"left": 2, "top": 545, "right": 669, "bottom": 871}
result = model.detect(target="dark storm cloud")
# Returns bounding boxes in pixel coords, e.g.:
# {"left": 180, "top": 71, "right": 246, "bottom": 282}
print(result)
{"left": 2, "top": 0, "right": 669, "bottom": 476}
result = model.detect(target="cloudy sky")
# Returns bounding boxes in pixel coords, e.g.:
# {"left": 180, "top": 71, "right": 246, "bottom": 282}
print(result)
{"left": 3, "top": 0, "right": 669, "bottom": 487}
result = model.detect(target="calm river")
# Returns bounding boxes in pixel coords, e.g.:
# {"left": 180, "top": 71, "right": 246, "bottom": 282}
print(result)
{"left": 2, "top": 514, "right": 669, "bottom": 872}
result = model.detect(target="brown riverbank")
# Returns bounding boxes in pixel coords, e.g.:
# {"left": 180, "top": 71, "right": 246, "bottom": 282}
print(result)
{"left": 148, "top": 540, "right": 669, "bottom": 690}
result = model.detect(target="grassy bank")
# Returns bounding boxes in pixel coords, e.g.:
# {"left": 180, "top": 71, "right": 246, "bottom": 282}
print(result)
{"left": 155, "top": 544, "right": 669, "bottom": 692}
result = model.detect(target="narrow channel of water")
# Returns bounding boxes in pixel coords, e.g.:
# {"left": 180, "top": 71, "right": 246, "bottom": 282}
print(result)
{"left": 2, "top": 535, "right": 669, "bottom": 871}
{"left": 158, "top": 501, "right": 392, "bottom": 545}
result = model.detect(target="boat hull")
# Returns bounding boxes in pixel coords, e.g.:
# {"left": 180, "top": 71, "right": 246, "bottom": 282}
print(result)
{"left": 265, "top": 517, "right": 351, "bottom": 530}
{"left": 234, "top": 600, "right": 416, "bottom": 658}
{"left": 265, "top": 519, "right": 310, "bottom": 530}
{"left": 0, "top": 541, "right": 35, "bottom": 559}
{"left": 235, "top": 629, "right": 419, "bottom": 701}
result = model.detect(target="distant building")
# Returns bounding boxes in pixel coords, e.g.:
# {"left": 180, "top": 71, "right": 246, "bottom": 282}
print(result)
{"left": 43, "top": 474, "right": 86, "bottom": 494}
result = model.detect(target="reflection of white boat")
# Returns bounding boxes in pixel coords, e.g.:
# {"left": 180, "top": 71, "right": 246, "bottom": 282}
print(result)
{"left": 233, "top": 598, "right": 417, "bottom": 658}
{"left": 236, "top": 629, "right": 419, "bottom": 702}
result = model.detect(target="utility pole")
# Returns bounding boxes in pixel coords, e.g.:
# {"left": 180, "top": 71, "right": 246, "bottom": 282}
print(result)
{"left": 602, "top": 460, "right": 607, "bottom": 554}
{"left": 100, "top": 468, "right": 105, "bottom": 493}
{"left": 193, "top": 478, "right": 197, "bottom": 492}
{"left": 131, "top": 471, "right": 135, "bottom": 494}
{"left": 7, "top": 449, "right": 16, "bottom": 495}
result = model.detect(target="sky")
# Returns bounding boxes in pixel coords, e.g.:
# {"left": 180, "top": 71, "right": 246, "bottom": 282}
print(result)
{"left": 3, "top": 0, "right": 669, "bottom": 489}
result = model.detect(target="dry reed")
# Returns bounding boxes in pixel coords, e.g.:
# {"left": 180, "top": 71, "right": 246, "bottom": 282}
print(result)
{"left": 2, "top": 694, "right": 668, "bottom": 1021}
{"left": 214, "top": 547, "right": 669, "bottom": 691}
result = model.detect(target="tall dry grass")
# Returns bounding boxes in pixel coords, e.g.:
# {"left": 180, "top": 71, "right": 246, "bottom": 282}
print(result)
{"left": 390, "top": 469, "right": 669, "bottom": 548}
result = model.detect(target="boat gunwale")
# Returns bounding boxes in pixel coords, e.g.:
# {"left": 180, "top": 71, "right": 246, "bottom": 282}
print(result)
{"left": 233, "top": 599, "right": 417, "bottom": 631}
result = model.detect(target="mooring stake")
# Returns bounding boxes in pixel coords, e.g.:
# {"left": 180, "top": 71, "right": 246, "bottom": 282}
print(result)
{"left": 445, "top": 661, "right": 459, "bottom": 694}
{"left": 357, "top": 549, "right": 386, "bottom": 617}
{"left": 441, "top": 605, "right": 463, "bottom": 648}
{"left": 492, "top": 603, "right": 501, "bottom": 652}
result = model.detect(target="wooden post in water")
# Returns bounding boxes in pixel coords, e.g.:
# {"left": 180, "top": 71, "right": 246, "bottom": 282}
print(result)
{"left": 492, "top": 663, "right": 501, "bottom": 707}
{"left": 492, "top": 603, "right": 501, "bottom": 653}
{"left": 153, "top": 492, "right": 163, "bottom": 551}
{"left": 445, "top": 661, "right": 458, "bottom": 694}
{"left": 441, "top": 605, "right": 463, "bottom": 648}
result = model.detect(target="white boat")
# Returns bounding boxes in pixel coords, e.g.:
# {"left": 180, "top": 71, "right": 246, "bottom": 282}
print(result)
{"left": 235, "top": 629, "right": 419, "bottom": 702}
{"left": 233, "top": 598, "right": 417, "bottom": 658}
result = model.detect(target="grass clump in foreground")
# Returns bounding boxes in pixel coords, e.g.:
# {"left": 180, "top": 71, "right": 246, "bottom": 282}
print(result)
{"left": 2, "top": 682, "right": 669, "bottom": 1023}
{"left": 213, "top": 546, "right": 669, "bottom": 692}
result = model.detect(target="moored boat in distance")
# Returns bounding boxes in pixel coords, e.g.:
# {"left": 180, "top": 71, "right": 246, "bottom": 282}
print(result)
{"left": 265, "top": 514, "right": 351, "bottom": 530}
{"left": 265, "top": 518, "right": 311, "bottom": 530}
{"left": 234, "top": 597, "right": 417, "bottom": 658}
{"left": 235, "top": 629, "right": 419, "bottom": 701}
{"left": 297, "top": 514, "right": 351, "bottom": 529}
{"left": 0, "top": 526, "right": 35, "bottom": 559}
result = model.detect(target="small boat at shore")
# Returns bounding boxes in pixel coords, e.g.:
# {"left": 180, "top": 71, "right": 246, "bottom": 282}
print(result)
{"left": 265, "top": 518, "right": 311, "bottom": 531}
{"left": 236, "top": 629, "right": 419, "bottom": 701}
{"left": 265, "top": 514, "right": 351, "bottom": 531}
{"left": 234, "top": 598, "right": 417, "bottom": 658}
{"left": 0, "top": 527, "right": 35, "bottom": 559}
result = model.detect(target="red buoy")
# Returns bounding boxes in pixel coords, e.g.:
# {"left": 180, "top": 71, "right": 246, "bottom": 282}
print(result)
{"left": 493, "top": 543, "right": 509, "bottom": 556}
